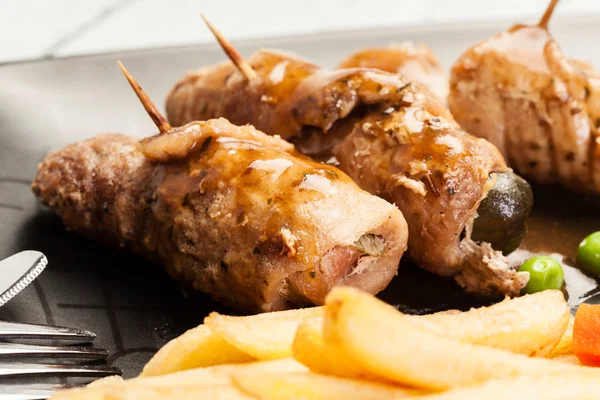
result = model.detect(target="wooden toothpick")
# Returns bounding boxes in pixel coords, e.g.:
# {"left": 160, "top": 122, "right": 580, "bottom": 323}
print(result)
{"left": 201, "top": 14, "right": 258, "bottom": 82}
{"left": 539, "top": 0, "right": 560, "bottom": 29}
{"left": 117, "top": 61, "right": 172, "bottom": 133}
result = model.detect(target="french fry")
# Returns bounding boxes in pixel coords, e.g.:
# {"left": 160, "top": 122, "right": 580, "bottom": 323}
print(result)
{"left": 414, "top": 290, "right": 570, "bottom": 356}
{"left": 51, "top": 359, "right": 305, "bottom": 399}
{"left": 204, "top": 307, "right": 324, "bottom": 360}
{"left": 551, "top": 354, "right": 581, "bottom": 365}
{"left": 294, "top": 291, "right": 570, "bottom": 371}
{"left": 51, "top": 384, "right": 253, "bottom": 400}
{"left": 141, "top": 324, "right": 255, "bottom": 377}
{"left": 140, "top": 358, "right": 305, "bottom": 387}
{"left": 322, "top": 287, "right": 596, "bottom": 390}
{"left": 108, "top": 358, "right": 305, "bottom": 389}
{"left": 292, "top": 317, "right": 382, "bottom": 381}
{"left": 143, "top": 290, "right": 567, "bottom": 379}
{"left": 86, "top": 376, "right": 124, "bottom": 388}
{"left": 548, "top": 315, "right": 574, "bottom": 358}
{"left": 294, "top": 291, "right": 572, "bottom": 379}
{"left": 232, "top": 371, "right": 421, "bottom": 400}
{"left": 143, "top": 307, "right": 323, "bottom": 376}
{"left": 414, "top": 373, "right": 600, "bottom": 399}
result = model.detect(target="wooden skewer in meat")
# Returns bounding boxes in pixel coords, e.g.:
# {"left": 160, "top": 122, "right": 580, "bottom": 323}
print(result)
{"left": 31, "top": 62, "right": 409, "bottom": 313}
{"left": 200, "top": 14, "right": 258, "bottom": 82}
{"left": 338, "top": 42, "right": 449, "bottom": 102}
{"left": 450, "top": 0, "right": 600, "bottom": 195}
{"left": 165, "top": 19, "right": 533, "bottom": 297}
{"left": 117, "top": 61, "right": 172, "bottom": 133}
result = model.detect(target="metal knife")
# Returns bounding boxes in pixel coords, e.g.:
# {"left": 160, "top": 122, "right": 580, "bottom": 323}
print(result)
{"left": 0, "top": 251, "right": 48, "bottom": 307}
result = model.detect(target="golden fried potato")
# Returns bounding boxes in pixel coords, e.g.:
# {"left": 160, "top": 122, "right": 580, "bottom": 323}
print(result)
{"left": 52, "top": 359, "right": 305, "bottom": 399}
{"left": 551, "top": 354, "right": 581, "bottom": 366}
{"left": 294, "top": 291, "right": 569, "bottom": 380}
{"left": 111, "top": 358, "right": 305, "bottom": 390}
{"left": 322, "top": 287, "right": 595, "bottom": 390}
{"left": 139, "top": 358, "right": 305, "bottom": 387}
{"left": 232, "top": 371, "right": 420, "bottom": 400}
{"left": 548, "top": 315, "right": 574, "bottom": 358}
{"left": 415, "top": 290, "right": 570, "bottom": 356}
{"left": 292, "top": 317, "right": 382, "bottom": 381}
{"left": 143, "top": 307, "right": 323, "bottom": 376}
{"left": 86, "top": 376, "right": 123, "bottom": 388}
{"left": 143, "top": 290, "right": 567, "bottom": 379}
{"left": 51, "top": 384, "right": 253, "bottom": 400}
{"left": 204, "top": 307, "right": 324, "bottom": 360}
{"left": 415, "top": 374, "right": 600, "bottom": 399}
{"left": 141, "top": 325, "right": 255, "bottom": 377}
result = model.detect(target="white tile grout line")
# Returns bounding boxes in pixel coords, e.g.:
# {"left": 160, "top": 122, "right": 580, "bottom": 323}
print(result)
{"left": 42, "top": 0, "right": 141, "bottom": 58}
{"left": 3, "top": 0, "right": 600, "bottom": 63}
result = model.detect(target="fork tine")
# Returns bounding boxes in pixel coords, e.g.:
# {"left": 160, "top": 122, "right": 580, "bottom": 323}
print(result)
{"left": 1, "top": 384, "right": 77, "bottom": 390}
{"left": 0, "top": 343, "right": 108, "bottom": 359}
{"left": 0, "top": 363, "right": 122, "bottom": 378}
{"left": 0, "top": 322, "right": 96, "bottom": 341}
{"left": 0, "top": 389, "right": 55, "bottom": 400}
{"left": 0, "top": 384, "right": 69, "bottom": 400}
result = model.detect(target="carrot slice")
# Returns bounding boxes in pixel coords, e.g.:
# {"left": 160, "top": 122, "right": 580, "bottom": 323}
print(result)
{"left": 573, "top": 303, "right": 600, "bottom": 366}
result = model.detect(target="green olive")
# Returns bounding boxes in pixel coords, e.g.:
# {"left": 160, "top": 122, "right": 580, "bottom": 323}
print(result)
{"left": 471, "top": 171, "right": 533, "bottom": 255}
{"left": 518, "top": 256, "right": 564, "bottom": 294}
{"left": 577, "top": 232, "right": 600, "bottom": 275}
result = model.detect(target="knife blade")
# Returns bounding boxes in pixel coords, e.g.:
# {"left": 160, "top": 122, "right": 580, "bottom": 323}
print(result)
{"left": 0, "top": 251, "right": 48, "bottom": 307}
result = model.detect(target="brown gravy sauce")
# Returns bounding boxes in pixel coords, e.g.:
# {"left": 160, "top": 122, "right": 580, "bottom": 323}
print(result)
{"left": 378, "top": 184, "right": 600, "bottom": 314}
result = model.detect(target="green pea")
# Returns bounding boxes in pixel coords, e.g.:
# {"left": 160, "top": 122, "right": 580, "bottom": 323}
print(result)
{"left": 518, "top": 256, "right": 564, "bottom": 295}
{"left": 577, "top": 232, "right": 600, "bottom": 275}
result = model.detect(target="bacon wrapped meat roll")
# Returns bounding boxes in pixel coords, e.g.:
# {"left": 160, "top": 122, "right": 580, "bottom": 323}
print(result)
{"left": 338, "top": 41, "right": 449, "bottom": 102}
{"left": 31, "top": 64, "right": 408, "bottom": 313}
{"left": 166, "top": 37, "right": 532, "bottom": 297}
{"left": 449, "top": 0, "right": 600, "bottom": 195}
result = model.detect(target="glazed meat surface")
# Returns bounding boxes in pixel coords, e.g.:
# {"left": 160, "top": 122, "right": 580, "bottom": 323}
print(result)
{"left": 450, "top": 23, "right": 600, "bottom": 194}
{"left": 166, "top": 50, "right": 528, "bottom": 297}
{"left": 32, "top": 118, "right": 408, "bottom": 313}
{"left": 338, "top": 42, "right": 449, "bottom": 102}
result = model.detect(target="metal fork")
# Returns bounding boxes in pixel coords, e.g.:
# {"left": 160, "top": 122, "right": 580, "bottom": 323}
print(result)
{"left": 0, "top": 321, "right": 122, "bottom": 399}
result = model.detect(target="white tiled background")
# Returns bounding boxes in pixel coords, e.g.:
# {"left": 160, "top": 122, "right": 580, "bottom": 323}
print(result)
{"left": 1, "top": 0, "right": 600, "bottom": 63}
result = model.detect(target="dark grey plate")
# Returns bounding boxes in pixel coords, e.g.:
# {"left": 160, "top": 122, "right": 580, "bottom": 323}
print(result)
{"left": 1, "top": 16, "right": 599, "bottom": 378}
